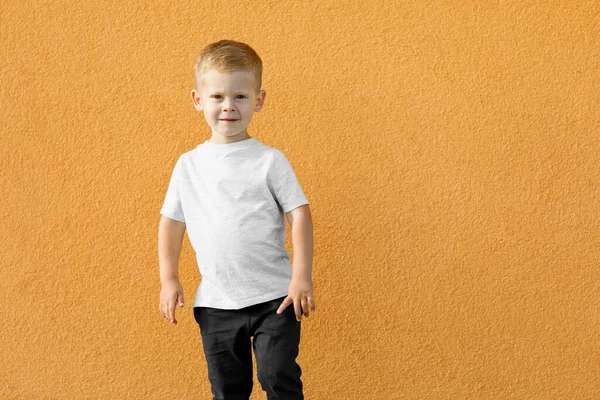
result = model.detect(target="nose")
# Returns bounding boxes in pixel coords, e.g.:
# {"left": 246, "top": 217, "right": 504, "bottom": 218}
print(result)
{"left": 221, "top": 98, "right": 236, "bottom": 112}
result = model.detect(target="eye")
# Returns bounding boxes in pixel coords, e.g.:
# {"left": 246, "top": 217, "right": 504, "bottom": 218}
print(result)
{"left": 237, "top": 95, "right": 247, "bottom": 99}
{"left": 211, "top": 95, "right": 222, "bottom": 99}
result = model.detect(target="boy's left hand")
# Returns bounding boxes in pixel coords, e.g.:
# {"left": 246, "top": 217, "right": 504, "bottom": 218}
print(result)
{"left": 277, "top": 276, "right": 316, "bottom": 321}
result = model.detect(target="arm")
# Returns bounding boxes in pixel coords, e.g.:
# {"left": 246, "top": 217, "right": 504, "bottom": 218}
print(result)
{"left": 286, "top": 204, "right": 313, "bottom": 280}
{"left": 277, "top": 204, "right": 316, "bottom": 320}
{"left": 158, "top": 215, "right": 186, "bottom": 282}
{"left": 158, "top": 215, "right": 186, "bottom": 324}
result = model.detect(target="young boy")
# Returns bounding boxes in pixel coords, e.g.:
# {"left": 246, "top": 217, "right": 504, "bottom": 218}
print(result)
{"left": 158, "top": 40, "right": 315, "bottom": 400}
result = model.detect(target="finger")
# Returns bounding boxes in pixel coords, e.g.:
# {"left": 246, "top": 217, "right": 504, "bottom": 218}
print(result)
{"left": 168, "top": 302, "right": 175, "bottom": 323}
{"left": 178, "top": 291, "right": 184, "bottom": 307}
{"left": 276, "top": 297, "right": 289, "bottom": 314}
{"left": 171, "top": 305, "right": 177, "bottom": 324}
{"left": 308, "top": 297, "right": 316, "bottom": 312}
{"left": 295, "top": 301, "right": 302, "bottom": 322}
{"left": 276, "top": 297, "right": 292, "bottom": 314}
{"left": 301, "top": 298, "right": 309, "bottom": 318}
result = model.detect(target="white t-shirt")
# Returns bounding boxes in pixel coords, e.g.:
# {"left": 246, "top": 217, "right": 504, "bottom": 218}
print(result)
{"left": 160, "top": 137, "right": 310, "bottom": 309}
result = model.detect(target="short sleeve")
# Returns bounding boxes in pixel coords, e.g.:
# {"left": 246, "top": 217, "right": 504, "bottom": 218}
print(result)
{"left": 159, "top": 156, "right": 186, "bottom": 223}
{"left": 267, "top": 149, "right": 309, "bottom": 214}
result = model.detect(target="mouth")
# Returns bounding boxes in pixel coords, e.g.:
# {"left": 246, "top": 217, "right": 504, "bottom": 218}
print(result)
{"left": 220, "top": 119, "right": 238, "bottom": 122}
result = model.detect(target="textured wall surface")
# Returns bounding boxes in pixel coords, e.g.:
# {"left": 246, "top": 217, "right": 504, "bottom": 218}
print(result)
{"left": 2, "top": 0, "right": 599, "bottom": 399}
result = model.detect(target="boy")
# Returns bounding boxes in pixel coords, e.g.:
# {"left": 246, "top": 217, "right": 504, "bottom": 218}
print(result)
{"left": 158, "top": 40, "right": 315, "bottom": 400}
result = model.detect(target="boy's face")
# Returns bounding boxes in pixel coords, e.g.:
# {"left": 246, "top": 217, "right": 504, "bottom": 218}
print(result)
{"left": 191, "top": 69, "right": 266, "bottom": 142}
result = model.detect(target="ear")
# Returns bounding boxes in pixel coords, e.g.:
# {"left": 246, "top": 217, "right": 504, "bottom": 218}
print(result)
{"left": 191, "top": 89, "right": 203, "bottom": 111}
{"left": 254, "top": 89, "right": 266, "bottom": 112}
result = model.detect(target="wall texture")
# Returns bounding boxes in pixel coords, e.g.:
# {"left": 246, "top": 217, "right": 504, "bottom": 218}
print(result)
{"left": 2, "top": 0, "right": 599, "bottom": 399}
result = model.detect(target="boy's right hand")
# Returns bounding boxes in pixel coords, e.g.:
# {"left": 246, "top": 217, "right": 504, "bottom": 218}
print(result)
{"left": 159, "top": 278, "right": 184, "bottom": 325}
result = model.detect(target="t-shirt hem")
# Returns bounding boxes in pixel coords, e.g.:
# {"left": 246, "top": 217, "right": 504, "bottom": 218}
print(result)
{"left": 193, "top": 291, "right": 290, "bottom": 310}
{"left": 159, "top": 211, "right": 185, "bottom": 223}
{"left": 282, "top": 201, "right": 310, "bottom": 214}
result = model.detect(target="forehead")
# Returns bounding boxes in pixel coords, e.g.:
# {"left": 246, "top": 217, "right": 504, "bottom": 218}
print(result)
{"left": 201, "top": 69, "right": 255, "bottom": 92}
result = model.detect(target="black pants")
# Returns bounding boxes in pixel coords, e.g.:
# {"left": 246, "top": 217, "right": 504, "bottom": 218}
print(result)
{"left": 193, "top": 295, "right": 303, "bottom": 400}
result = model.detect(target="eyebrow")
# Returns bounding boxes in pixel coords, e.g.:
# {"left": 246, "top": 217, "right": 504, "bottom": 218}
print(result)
{"left": 209, "top": 91, "right": 248, "bottom": 95}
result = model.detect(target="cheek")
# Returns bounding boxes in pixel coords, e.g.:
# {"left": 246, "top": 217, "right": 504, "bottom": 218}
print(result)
{"left": 204, "top": 111, "right": 218, "bottom": 121}
{"left": 205, "top": 108, "right": 219, "bottom": 117}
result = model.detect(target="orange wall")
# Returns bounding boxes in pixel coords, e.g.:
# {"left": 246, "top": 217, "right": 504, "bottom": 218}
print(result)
{"left": 3, "top": 1, "right": 599, "bottom": 399}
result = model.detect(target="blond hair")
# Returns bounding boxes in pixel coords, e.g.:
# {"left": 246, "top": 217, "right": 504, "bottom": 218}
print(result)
{"left": 194, "top": 40, "right": 263, "bottom": 94}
